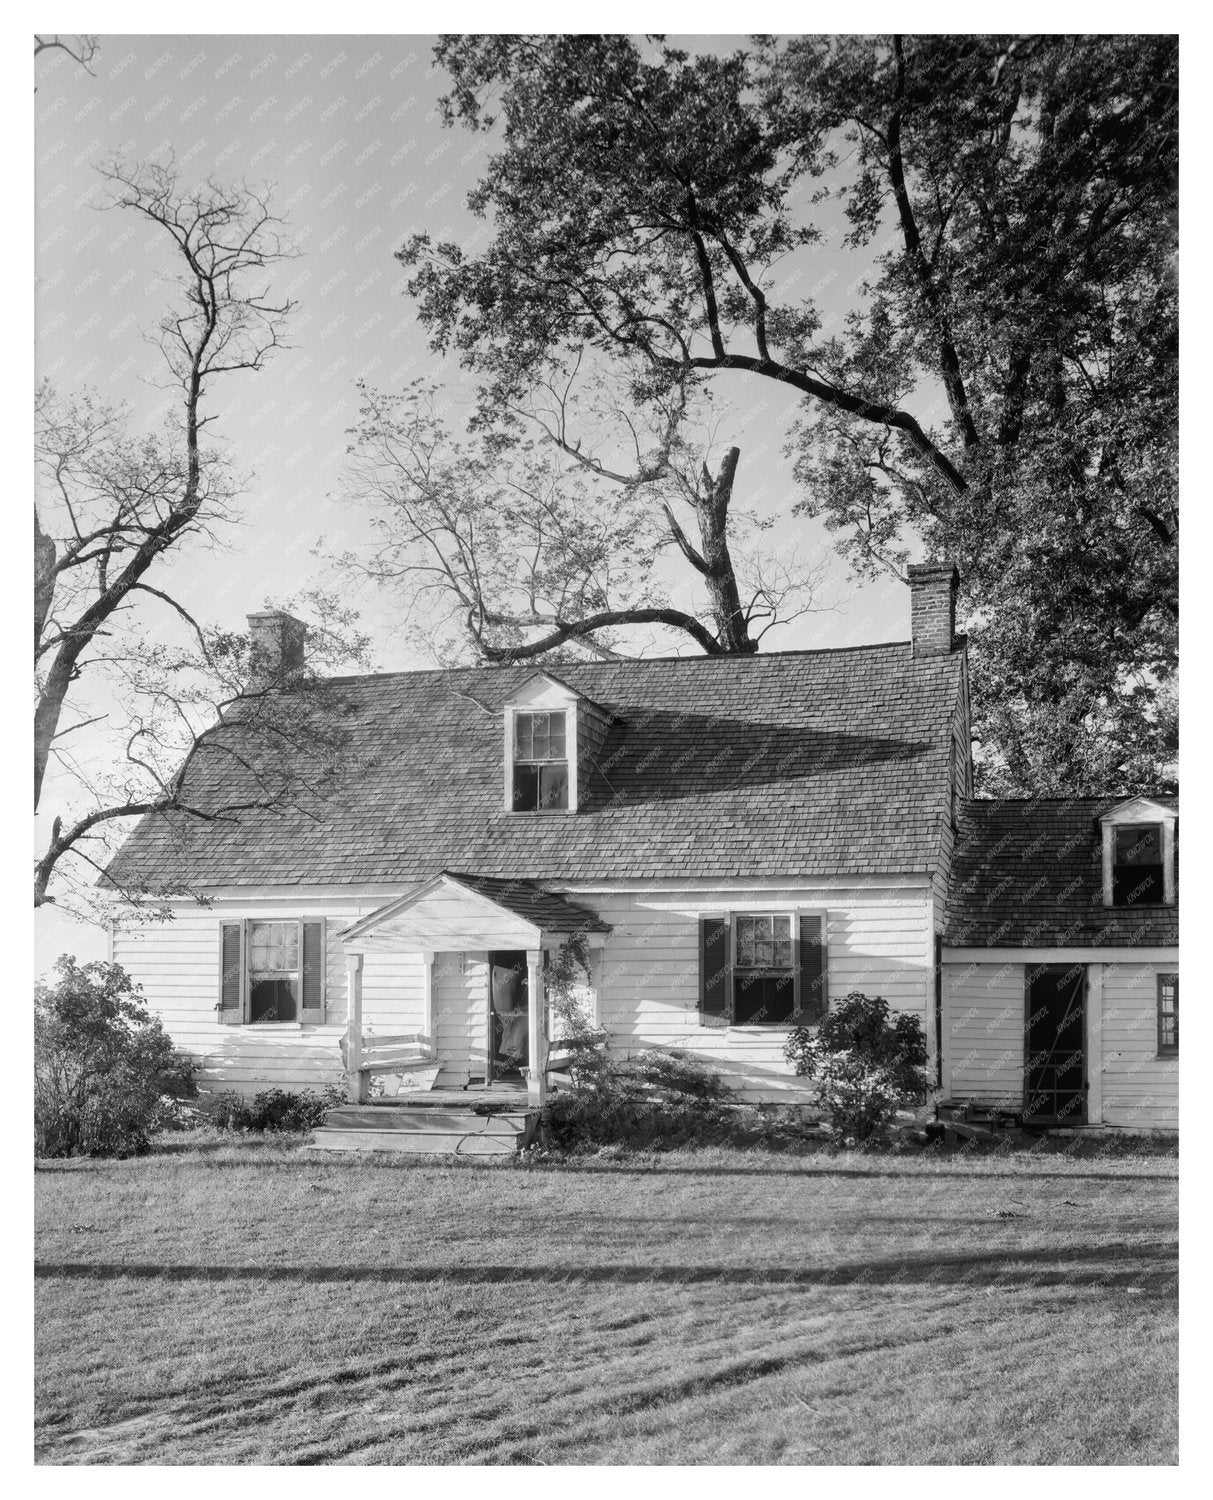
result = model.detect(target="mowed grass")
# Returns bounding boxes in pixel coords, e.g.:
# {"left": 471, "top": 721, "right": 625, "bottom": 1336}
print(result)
{"left": 35, "top": 1135, "right": 1177, "bottom": 1465}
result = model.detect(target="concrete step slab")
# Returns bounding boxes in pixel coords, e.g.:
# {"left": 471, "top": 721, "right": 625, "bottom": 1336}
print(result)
{"left": 307, "top": 1127, "right": 522, "bottom": 1155}
{"left": 322, "top": 1107, "right": 533, "bottom": 1134}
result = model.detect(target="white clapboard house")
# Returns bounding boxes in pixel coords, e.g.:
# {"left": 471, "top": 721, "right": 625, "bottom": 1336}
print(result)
{"left": 103, "top": 565, "right": 1177, "bottom": 1148}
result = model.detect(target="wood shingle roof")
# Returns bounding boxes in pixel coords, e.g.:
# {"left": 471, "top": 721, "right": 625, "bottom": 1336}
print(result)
{"left": 104, "top": 644, "right": 964, "bottom": 891}
{"left": 942, "top": 796, "right": 1179, "bottom": 949}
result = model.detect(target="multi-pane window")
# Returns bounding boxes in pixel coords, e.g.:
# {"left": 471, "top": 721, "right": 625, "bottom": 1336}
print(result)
{"left": 248, "top": 921, "right": 302, "bottom": 1023}
{"left": 1112, "top": 824, "right": 1165, "bottom": 906}
{"left": 512, "top": 711, "right": 569, "bottom": 811}
{"left": 220, "top": 919, "right": 324, "bottom": 1025}
{"left": 1157, "top": 973, "right": 1179, "bottom": 1057}
{"left": 733, "top": 913, "right": 795, "bottom": 1024}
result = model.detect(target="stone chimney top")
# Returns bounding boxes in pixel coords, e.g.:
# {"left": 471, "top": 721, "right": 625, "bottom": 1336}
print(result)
{"left": 907, "top": 562, "right": 960, "bottom": 658}
{"left": 247, "top": 610, "right": 307, "bottom": 688}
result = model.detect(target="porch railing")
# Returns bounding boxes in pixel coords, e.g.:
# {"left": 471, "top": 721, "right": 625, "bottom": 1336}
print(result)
{"left": 342, "top": 1028, "right": 437, "bottom": 1102}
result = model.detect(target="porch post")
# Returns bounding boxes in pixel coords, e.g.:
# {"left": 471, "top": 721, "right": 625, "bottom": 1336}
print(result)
{"left": 421, "top": 950, "right": 435, "bottom": 1056}
{"left": 526, "top": 948, "right": 547, "bottom": 1107}
{"left": 346, "top": 951, "right": 367, "bottom": 1104}
{"left": 1086, "top": 964, "right": 1103, "bottom": 1127}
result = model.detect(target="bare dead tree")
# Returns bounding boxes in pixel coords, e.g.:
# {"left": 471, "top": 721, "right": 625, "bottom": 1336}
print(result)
{"left": 34, "top": 34, "right": 100, "bottom": 80}
{"left": 333, "top": 375, "right": 825, "bottom": 666}
{"left": 33, "top": 159, "right": 375, "bottom": 910}
{"left": 520, "top": 364, "right": 824, "bottom": 655}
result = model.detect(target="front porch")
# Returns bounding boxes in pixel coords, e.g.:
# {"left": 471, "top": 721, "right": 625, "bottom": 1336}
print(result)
{"left": 338, "top": 871, "right": 610, "bottom": 1110}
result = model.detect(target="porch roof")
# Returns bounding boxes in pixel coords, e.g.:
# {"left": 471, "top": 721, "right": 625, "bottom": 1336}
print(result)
{"left": 438, "top": 872, "right": 611, "bottom": 933}
{"left": 340, "top": 871, "right": 610, "bottom": 952}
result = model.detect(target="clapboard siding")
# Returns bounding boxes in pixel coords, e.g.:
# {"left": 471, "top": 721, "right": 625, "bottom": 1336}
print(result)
{"left": 579, "top": 881, "right": 933, "bottom": 1100}
{"left": 942, "top": 958, "right": 1179, "bottom": 1130}
{"left": 1100, "top": 961, "right": 1179, "bottom": 1130}
{"left": 112, "top": 896, "right": 427, "bottom": 1095}
{"left": 112, "top": 879, "right": 935, "bottom": 1101}
{"left": 941, "top": 962, "right": 1026, "bottom": 1108}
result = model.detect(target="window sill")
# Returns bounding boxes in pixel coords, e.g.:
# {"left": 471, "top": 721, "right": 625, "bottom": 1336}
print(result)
{"left": 234, "top": 1021, "right": 341, "bottom": 1032}
{"left": 1102, "top": 899, "right": 1175, "bottom": 910}
{"left": 504, "top": 808, "right": 577, "bottom": 817}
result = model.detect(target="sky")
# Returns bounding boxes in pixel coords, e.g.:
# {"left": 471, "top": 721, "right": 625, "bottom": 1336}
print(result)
{"left": 33, "top": 32, "right": 931, "bottom": 970}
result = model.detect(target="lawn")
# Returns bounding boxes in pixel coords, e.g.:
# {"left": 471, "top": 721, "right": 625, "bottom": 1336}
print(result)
{"left": 34, "top": 1134, "right": 1177, "bottom": 1465}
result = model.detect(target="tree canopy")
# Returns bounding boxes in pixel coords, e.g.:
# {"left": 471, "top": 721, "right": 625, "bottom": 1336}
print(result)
{"left": 400, "top": 34, "right": 1177, "bottom": 794}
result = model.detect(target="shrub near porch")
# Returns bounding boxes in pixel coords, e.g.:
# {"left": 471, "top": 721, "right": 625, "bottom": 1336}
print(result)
{"left": 35, "top": 1139, "right": 1177, "bottom": 1465}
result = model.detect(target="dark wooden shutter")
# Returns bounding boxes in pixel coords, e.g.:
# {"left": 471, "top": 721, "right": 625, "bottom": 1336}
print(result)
{"left": 219, "top": 922, "right": 244, "bottom": 1025}
{"left": 798, "top": 914, "right": 827, "bottom": 1024}
{"left": 301, "top": 921, "right": 325, "bottom": 1024}
{"left": 699, "top": 916, "right": 731, "bottom": 1027}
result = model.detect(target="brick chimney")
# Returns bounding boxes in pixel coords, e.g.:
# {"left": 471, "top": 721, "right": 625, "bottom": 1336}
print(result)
{"left": 247, "top": 610, "right": 307, "bottom": 688}
{"left": 907, "top": 562, "right": 960, "bottom": 658}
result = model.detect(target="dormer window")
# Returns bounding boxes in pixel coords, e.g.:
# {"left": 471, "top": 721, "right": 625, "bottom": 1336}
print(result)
{"left": 502, "top": 671, "right": 614, "bottom": 816}
{"left": 1099, "top": 797, "right": 1177, "bottom": 908}
{"left": 512, "top": 711, "right": 569, "bottom": 811}
{"left": 1112, "top": 824, "right": 1164, "bottom": 906}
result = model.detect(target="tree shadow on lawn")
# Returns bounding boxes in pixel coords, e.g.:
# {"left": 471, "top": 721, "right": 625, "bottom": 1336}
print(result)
{"left": 35, "top": 1239, "right": 1176, "bottom": 1296}
{"left": 34, "top": 1155, "right": 1179, "bottom": 1185}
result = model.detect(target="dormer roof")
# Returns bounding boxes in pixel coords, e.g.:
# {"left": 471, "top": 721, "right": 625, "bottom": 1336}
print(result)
{"left": 503, "top": 668, "right": 611, "bottom": 717}
{"left": 1095, "top": 795, "right": 1178, "bottom": 828}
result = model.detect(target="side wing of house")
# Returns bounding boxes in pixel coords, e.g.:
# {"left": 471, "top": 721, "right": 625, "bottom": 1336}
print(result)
{"left": 939, "top": 797, "right": 1178, "bottom": 1131}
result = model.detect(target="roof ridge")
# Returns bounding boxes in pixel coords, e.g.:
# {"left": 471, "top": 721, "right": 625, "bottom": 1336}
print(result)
{"left": 324, "top": 639, "right": 927, "bottom": 686}
{"left": 961, "top": 794, "right": 1178, "bottom": 807}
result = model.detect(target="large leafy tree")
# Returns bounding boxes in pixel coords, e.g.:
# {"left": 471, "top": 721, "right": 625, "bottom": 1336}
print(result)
{"left": 400, "top": 33, "right": 1177, "bottom": 794}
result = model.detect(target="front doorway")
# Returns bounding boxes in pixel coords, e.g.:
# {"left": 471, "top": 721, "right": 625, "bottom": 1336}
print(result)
{"left": 487, "top": 951, "right": 529, "bottom": 1082}
{"left": 1024, "top": 964, "right": 1087, "bottom": 1125}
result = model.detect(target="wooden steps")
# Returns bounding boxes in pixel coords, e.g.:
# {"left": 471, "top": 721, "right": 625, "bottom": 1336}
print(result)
{"left": 308, "top": 1103, "right": 539, "bottom": 1156}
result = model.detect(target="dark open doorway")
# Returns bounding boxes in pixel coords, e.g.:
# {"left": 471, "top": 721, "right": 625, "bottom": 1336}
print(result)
{"left": 1024, "top": 964, "right": 1086, "bottom": 1125}
{"left": 487, "top": 950, "right": 529, "bottom": 1082}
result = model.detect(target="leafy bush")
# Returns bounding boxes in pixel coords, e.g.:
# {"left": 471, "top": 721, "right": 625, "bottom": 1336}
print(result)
{"left": 545, "top": 1041, "right": 739, "bottom": 1152}
{"left": 783, "top": 991, "right": 929, "bottom": 1142}
{"left": 208, "top": 1083, "right": 347, "bottom": 1133}
{"left": 35, "top": 956, "right": 198, "bottom": 1158}
{"left": 628, "top": 1048, "right": 732, "bottom": 1100}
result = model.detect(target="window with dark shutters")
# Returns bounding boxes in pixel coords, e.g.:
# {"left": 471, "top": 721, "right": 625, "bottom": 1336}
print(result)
{"left": 698, "top": 916, "right": 731, "bottom": 1026}
{"left": 301, "top": 921, "right": 325, "bottom": 1023}
{"left": 217, "top": 919, "right": 326, "bottom": 1025}
{"left": 797, "top": 914, "right": 827, "bottom": 1024}
{"left": 219, "top": 923, "right": 244, "bottom": 1025}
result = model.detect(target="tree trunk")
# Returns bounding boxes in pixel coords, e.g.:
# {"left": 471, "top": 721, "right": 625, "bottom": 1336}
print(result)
{"left": 694, "top": 448, "right": 757, "bottom": 654}
{"left": 34, "top": 507, "right": 56, "bottom": 654}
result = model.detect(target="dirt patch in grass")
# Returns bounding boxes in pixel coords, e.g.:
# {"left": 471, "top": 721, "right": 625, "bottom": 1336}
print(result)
{"left": 35, "top": 1137, "right": 1177, "bottom": 1464}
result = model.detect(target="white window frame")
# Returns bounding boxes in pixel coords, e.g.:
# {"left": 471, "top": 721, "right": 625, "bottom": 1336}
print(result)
{"left": 730, "top": 910, "right": 800, "bottom": 1025}
{"left": 1100, "top": 808, "right": 1176, "bottom": 908}
{"left": 504, "top": 699, "right": 580, "bottom": 813}
{"left": 1156, "top": 972, "right": 1179, "bottom": 1058}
